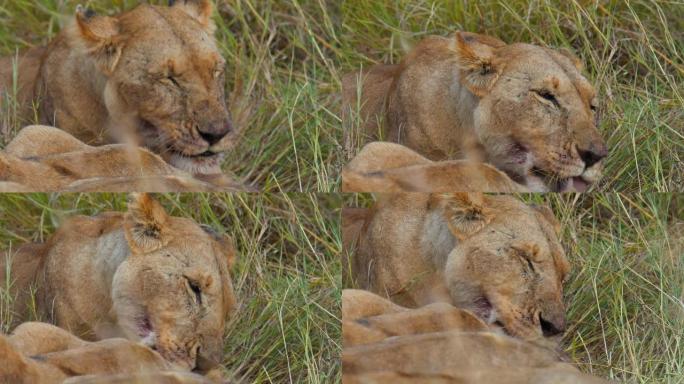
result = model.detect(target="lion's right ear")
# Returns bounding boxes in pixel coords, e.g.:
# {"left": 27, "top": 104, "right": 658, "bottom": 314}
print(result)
{"left": 451, "top": 31, "right": 505, "bottom": 97}
{"left": 433, "top": 193, "right": 492, "bottom": 240}
{"left": 73, "top": 6, "right": 123, "bottom": 75}
{"left": 124, "top": 193, "right": 170, "bottom": 254}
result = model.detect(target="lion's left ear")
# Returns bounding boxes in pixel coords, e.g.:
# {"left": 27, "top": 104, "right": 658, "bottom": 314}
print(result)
{"left": 124, "top": 193, "right": 170, "bottom": 254}
{"left": 169, "top": 0, "right": 215, "bottom": 31}
{"left": 73, "top": 6, "right": 123, "bottom": 75}
{"left": 451, "top": 31, "right": 505, "bottom": 97}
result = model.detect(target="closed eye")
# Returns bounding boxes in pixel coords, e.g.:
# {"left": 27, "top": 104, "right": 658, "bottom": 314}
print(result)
{"left": 533, "top": 89, "right": 559, "bottom": 108}
{"left": 184, "top": 276, "right": 202, "bottom": 305}
{"left": 167, "top": 76, "right": 181, "bottom": 88}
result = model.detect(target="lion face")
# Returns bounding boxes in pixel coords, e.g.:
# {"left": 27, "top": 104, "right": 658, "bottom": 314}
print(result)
{"left": 73, "top": 1, "right": 235, "bottom": 174}
{"left": 112, "top": 194, "right": 236, "bottom": 371}
{"left": 454, "top": 33, "right": 607, "bottom": 192}
{"left": 438, "top": 194, "right": 570, "bottom": 340}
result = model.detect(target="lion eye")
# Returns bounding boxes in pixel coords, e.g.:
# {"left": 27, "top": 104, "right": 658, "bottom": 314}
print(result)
{"left": 534, "top": 90, "right": 559, "bottom": 107}
{"left": 167, "top": 76, "right": 181, "bottom": 88}
{"left": 185, "top": 277, "right": 202, "bottom": 305}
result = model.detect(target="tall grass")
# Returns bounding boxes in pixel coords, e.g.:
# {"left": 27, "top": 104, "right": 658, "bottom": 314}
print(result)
{"left": 338, "top": 0, "right": 684, "bottom": 192}
{"left": 0, "top": 193, "right": 342, "bottom": 383}
{"left": 345, "top": 192, "right": 684, "bottom": 383}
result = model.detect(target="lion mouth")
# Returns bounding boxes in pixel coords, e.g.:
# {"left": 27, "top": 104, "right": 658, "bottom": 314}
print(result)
{"left": 139, "top": 119, "right": 225, "bottom": 173}
{"left": 137, "top": 313, "right": 156, "bottom": 347}
{"left": 530, "top": 167, "right": 591, "bottom": 193}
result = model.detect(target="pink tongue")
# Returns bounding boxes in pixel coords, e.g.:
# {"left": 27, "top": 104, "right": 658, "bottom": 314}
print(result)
{"left": 572, "top": 177, "right": 589, "bottom": 192}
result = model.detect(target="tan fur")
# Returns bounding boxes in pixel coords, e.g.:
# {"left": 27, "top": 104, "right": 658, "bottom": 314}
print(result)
{"left": 1, "top": 194, "right": 238, "bottom": 372}
{"left": 343, "top": 31, "right": 607, "bottom": 192}
{"left": 343, "top": 193, "right": 570, "bottom": 341}
{"left": 342, "top": 290, "right": 489, "bottom": 348}
{"left": 0, "top": 322, "right": 214, "bottom": 384}
{"left": 0, "top": 1, "right": 237, "bottom": 174}
{"left": 342, "top": 290, "right": 608, "bottom": 384}
{"left": 342, "top": 141, "right": 526, "bottom": 192}
{"left": 0, "top": 125, "right": 253, "bottom": 192}
{"left": 1, "top": 323, "right": 169, "bottom": 384}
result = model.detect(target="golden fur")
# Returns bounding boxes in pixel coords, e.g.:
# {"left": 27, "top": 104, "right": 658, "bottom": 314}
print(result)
{"left": 341, "top": 141, "right": 525, "bottom": 192}
{"left": 0, "top": 0, "right": 236, "bottom": 174}
{"left": 0, "top": 322, "right": 213, "bottom": 384}
{"left": 343, "top": 31, "right": 607, "bottom": 192}
{"left": 0, "top": 125, "right": 252, "bottom": 192}
{"left": 1, "top": 194, "right": 237, "bottom": 372}
{"left": 343, "top": 193, "right": 570, "bottom": 341}
{"left": 342, "top": 290, "right": 608, "bottom": 384}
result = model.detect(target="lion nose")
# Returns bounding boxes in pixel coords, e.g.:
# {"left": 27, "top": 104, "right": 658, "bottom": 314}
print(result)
{"left": 539, "top": 313, "right": 566, "bottom": 337}
{"left": 198, "top": 119, "right": 232, "bottom": 145}
{"left": 578, "top": 142, "right": 608, "bottom": 168}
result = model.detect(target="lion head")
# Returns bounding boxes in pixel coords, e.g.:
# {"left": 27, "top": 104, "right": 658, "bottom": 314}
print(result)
{"left": 452, "top": 32, "right": 607, "bottom": 192}
{"left": 111, "top": 194, "right": 237, "bottom": 371}
{"left": 70, "top": 1, "right": 235, "bottom": 174}
{"left": 433, "top": 193, "right": 570, "bottom": 340}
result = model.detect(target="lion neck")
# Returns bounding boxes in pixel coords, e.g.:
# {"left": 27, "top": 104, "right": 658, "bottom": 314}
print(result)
{"left": 92, "top": 227, "right": 131, "bottom": 294}
{"left": 419, "top": 209, "right": 457, "bottom": 270}
{"left": 36, "top": 33, "right": 111, "bottom": 145}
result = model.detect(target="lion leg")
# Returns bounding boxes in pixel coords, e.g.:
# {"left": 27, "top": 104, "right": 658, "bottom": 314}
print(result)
{"left": 9, "top": 322, "right": 89, "bottom": 356}
{"left": 342, "top": 289, "right": 407, "bottom": 321}
{"left": 5, "top": 125, "right": 91, "bottom": 158}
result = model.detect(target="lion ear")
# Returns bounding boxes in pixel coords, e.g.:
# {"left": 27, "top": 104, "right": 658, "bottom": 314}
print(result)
{"left": 531, "top": 204, "right": 561, "bottom": 236}
{"left": 74, "top": 6, "right": 123, "bottom": 75}
{"left": 169, "top": 0, "right": 215, "bottom": 31}
{"left": 124, "top": 193, "right": 170, "bottom": 254}
{"left": 451, "top": 31, "right": 504, "bottom": 97}
{"left": 434, "top": 193, "right": 492, "bottom": 240}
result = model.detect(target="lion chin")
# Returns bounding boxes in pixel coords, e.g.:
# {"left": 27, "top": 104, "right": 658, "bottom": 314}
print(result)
{"left": 168, "top": 151, "right": 225, "bottom": 175}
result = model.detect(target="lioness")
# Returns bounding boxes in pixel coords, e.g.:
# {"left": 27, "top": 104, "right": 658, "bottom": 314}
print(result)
{"left": 1, "top": 193, "right": 237, "bottom": 372}
{"left": 342, "top": 290, "right": 608, "bottom": 384}
{"left": 343, "top": 193, "right": 569, "bottom": 341}
{"left": 343, "top": 31, "right": 608, "bottom": 192}
{"left": 0, "top": 125, "right": 253, "bottom": 192}
{"left": 0, "top": 0, "right": 236, "bottom": 174}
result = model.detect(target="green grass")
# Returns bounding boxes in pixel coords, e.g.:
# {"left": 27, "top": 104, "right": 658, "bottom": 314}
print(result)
{"left": 346, "top": 193, "right": 684, "bottom": 383}
{"left": 0, "top": 193, "right": 342, "bottom": 383}
{"left": 338, "top": 1, "right": 684, "bottom": 192}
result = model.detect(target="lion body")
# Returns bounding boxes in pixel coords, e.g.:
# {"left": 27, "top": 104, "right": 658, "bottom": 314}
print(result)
{"left": 0, "top": 1, "right": 235, "bottom": 174}
{"left": 342, "top": 289, "right": 608, "bottom": 384}
{"left": 343, "top": 193, "right": 569, "bottom": 341}
{"left": 341, "top": 141, "right": 527, "bottom": 192}
{"left": 343, "top": 32, "right": 607, "bottom": 192}
{"left": 0, "top": 322, "right": 215, "bottom": 384}
{"left": 0, "top": 126, "right": 251, "bottom": 191}
{"left": 1, "top": 194, "right": 237, "bottom": 371}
